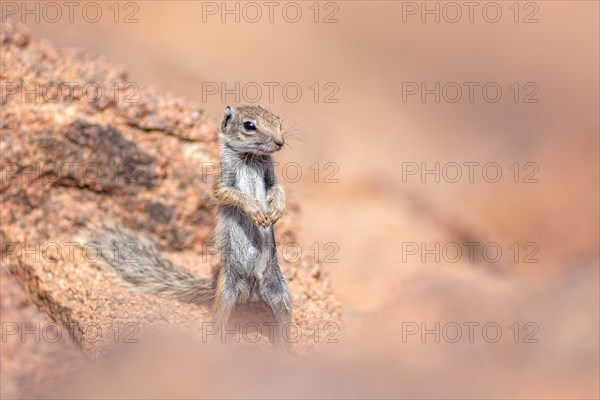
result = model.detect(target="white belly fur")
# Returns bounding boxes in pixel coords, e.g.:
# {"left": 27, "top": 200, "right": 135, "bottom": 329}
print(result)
{"left": 236, "top": 163, "right": 272, "bottom": 275}
{"left": 237, "top": 164, "right": 267, "bottom": 206}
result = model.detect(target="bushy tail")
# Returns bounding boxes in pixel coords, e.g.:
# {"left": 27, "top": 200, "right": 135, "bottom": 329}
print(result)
{"left": 76, "top": 223, "right": 215, "bottom": 305}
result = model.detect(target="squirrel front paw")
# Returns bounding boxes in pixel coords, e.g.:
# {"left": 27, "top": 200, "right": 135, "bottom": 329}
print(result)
{"left": 266, "top": 196, "right": 285, "bottom": 225}
{"left": 245, "top": 199, "right": 269, "bottom": 228}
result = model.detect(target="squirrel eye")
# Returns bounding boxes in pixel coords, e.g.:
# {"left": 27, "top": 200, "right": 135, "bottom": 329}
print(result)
{"left": 243, "top": 121, "right": 256, "bottom": 131}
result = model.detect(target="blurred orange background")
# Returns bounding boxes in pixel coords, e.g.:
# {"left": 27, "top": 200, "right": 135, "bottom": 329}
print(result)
{"left": 5, "top": 0, "right": 599, "bottom": 397}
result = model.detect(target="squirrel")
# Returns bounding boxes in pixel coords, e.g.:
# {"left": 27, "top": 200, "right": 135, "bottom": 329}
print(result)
{"left": 78, "top": 105, "right": 292, "bottom": 350}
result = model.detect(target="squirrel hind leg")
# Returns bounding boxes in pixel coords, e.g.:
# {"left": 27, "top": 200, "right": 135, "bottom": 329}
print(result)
{"left": 266, "top": 295, "right": 292, "bottom": 352}
{"left": 212, "top": 269, "right": 239, "bottom": 328}
{"left": 259, "top": 272, "right": 292, "bottom": 352}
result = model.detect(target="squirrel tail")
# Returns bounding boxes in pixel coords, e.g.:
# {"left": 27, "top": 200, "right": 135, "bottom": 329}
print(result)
{"left": 76, "top": 222, "right": 215, "bottom": 305}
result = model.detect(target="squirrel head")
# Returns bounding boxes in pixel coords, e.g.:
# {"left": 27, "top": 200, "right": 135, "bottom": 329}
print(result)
{"left": 220, "top": 105, "right": 284, "bottom": 155}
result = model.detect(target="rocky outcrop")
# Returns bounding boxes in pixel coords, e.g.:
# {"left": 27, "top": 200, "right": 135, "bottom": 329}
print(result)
{"left": 0, "top": 20, "right": 341, "bottom": 357}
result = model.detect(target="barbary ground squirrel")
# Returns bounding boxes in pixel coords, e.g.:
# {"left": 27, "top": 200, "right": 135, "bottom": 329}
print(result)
{"left": 78, "top": 105, "right": 292, "bottom": 351}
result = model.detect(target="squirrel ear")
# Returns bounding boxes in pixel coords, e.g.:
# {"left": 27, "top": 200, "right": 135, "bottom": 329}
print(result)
{"left": 257, "top": 104, "right": 265, "bottom": 110}
{"left": 221, "top": 106, "right": 236, "bottom": 131}
{"left": 223, "top": 105, "right": 236, "bottom": 118}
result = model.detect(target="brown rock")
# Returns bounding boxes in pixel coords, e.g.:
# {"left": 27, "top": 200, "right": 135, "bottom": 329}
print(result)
{"left": 1, "top": 21, "right": 341, "bottom": 358}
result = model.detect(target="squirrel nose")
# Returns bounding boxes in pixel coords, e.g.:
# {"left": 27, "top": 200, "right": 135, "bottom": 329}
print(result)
{"left": 274, "top": 137, "right": 284, "bottom": 147}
